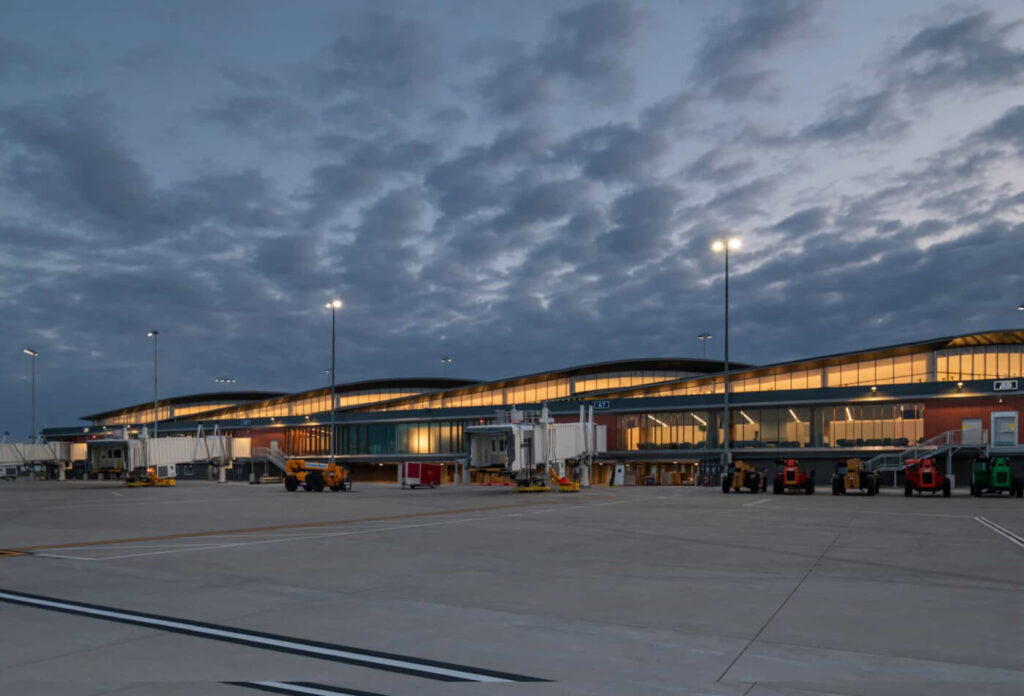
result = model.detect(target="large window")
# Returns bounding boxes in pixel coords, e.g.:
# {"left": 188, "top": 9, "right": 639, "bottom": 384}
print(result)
{"left": 726, "top": 407, "right": 812, "bottom": 447}
{"left": 617, "top": 411, "right": 711, "bottom": 450}
{"left": 818, "top": 403, "right": 923, "bottom": 447}
{"left": 617, "top": 403, "right": 924, "bottom": 450}
{"left": 936, "top": 345, "right": 1023, "bottom": 381}
{"left": 338, "top": 421, "right": 468, "bottom": 455}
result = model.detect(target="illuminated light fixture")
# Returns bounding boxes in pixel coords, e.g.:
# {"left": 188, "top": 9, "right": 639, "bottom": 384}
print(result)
{"left": 740, "top": 411, "right": 755, "bottom": 425}
{"left": 326, "top": 299, "right": 343, "bottom": 310}
{"left": 647, "top": 414, "right": 669, "bottom": 427}
{"left": 957, "top": 381, "right": 964, "bottom": 390}
{"left": 845, "top": 407, "right": 853, "bottom": 422}
{"left": 788, "top": 408, "right": 800, "bottom": 423}
{"left": 711, "top": 238, "right": 741, "bottom": 252}
{"left": 870, "top": 386, "right": 877, "bottom": 393}
{"left": 690, "top": 413, "right": 708, "bottom": 426}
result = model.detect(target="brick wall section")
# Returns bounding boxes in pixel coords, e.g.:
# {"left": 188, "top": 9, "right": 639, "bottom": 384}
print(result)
{"left": 923, "top": 396, "right": 1023, "bottom": 440}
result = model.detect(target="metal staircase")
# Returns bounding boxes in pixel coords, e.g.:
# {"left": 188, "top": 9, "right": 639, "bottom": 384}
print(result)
{"left": 252, "top": 447, "right": 289, "bottom": 474}
{"left": 865, "top": 429, "right": 987, "bottom": 474}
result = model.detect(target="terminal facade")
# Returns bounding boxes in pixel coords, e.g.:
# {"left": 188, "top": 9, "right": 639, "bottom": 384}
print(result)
{"left": 43, "top": 330, "right": 1024, "bottom": 485}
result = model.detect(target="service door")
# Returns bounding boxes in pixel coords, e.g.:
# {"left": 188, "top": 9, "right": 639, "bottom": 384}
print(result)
{"left": 961, "top": 419, "right": 983, "bottom": 445}
{"left": 991, "top": 411, "right": 1018, "bottom": 447}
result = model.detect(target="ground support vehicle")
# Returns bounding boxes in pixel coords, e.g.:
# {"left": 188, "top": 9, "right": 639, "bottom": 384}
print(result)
{"left": 548, "top": 466, "right": 580, "bottom": 493}
{"left": 400, "top": 461, "right": 441, "bottom": 489}
{"left": 970, "top": 456, "right": 1023, "bottom": 497}
{"left": 773, "top": 458, "right": 814, "bottom": 494}
{"left": 722, "top": 461, "right": 767, "bottom": 493}
{"left": 284, "top": 459, "right": 351, "bottom": 492}
{"left": 1, "top": 465, "right": 17, "bottom": 482}
{"left": 904, "top": 458, "right": 951, "bottom": 497}
{"left": 832, "top": 459, "right": 879, "bottom": 495}
{"left": 125, "top": 467, "right": 176, "bottom": 487}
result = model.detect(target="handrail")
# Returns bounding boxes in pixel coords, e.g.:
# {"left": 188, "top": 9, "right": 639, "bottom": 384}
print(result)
{"left": 866, "top": 428, "right": 987, "bottom": 471}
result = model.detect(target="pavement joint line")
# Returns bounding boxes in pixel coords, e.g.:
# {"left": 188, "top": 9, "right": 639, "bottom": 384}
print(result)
{"left": 741, "top": 499, "right": 771, "bottom": 507}
{"left": 716, "top": 521, "right": 849, "bottom": 684}
{"left": 226, "top": 680, "right": 389, "bottom": 696}
{"left": 26, "top": 496, "right": 652, "bottom": 561}
{"left": 0, "top": 495, "right": 617, "bottom": 555}
{"left": 0, "top": 588, "right": 549, "bottom": 683}
{"left": 975, "top": 516, "right": 1024, "bottom": 550}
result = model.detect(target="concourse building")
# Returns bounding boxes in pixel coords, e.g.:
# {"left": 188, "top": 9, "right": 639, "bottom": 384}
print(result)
{"left": 42, "top": 330, "right": 1024, "bottom": 486}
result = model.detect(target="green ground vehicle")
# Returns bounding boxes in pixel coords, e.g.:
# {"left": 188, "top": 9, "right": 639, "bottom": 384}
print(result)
{"left": 970, "top": 457, "right": 1023, "bottom": 497}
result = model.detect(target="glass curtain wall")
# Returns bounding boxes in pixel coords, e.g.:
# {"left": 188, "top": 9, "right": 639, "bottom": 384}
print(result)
{"left": 339, "top": 421, "right": 468, "bottom": 455}
{"left": 617, "top": 403, "right": 924, "bottom": 450}
{"left": 936, "top": 345, "right": 1024, "bottom": 381}
{"left": 617, "top": 411, "right": 712, "bottom": 450}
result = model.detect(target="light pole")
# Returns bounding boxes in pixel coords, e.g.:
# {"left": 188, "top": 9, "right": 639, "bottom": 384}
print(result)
{"left": 326, "top": 299, "right": 343, "bottom": 464}
{"left": 147, "top": 331, "right": 159, "bottom": 437}
{"left": 697, "top": 333, "right": 712, "bottom": 359}
{"left": 214, "top": 377, "right": 236, "bottom": 392}
{"left": 23, "top": 349, "right": 38, "bottom": 441}
{"left": 711, "top": 238, "right": 741, "bottom": 469}
{"left": 441, "top": 356, "right": 452, "bottom": 377}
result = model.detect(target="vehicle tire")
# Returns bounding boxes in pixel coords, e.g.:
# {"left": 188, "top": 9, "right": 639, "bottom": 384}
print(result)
{"left": 284, "top": 475, "right": 298, "bottom": 492}
{"left": 329, "top": 484, "right": 342, "bottom": 492}
{"left": 773, "top": 479, "right": 783, "bottom": 495}
{"left": 806, "top": 480, "right": 814, "bottom": 495}
{"left": 904, "top": 482, "right": 912, "bottom": 497}
{"left": 761, "top": 478, "right": 768, "bottom": 493}
{"left": 832, "top": 480, "right": 840, "bottom": 496}
{"left": 969, "top": 483, "right": 976, "bottom": 497}
{"left": 942, "top": 479, "right": 951, "bottom": 498}
{"left": 1016, "top": 480, "right": 1023, "bottom": 499}
{"left": 722, "top": 476, "right": 730, "bottom": 494}
{"left": 867, "top": 481, "right": 875, "bottom": 496}
{"left": 311, "top": 475, "right": 325, "bottom": 492}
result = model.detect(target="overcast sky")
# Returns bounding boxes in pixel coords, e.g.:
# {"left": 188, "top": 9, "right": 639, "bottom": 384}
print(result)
{"left": 2, "top": 0, "right": 1024, "bottom": 436}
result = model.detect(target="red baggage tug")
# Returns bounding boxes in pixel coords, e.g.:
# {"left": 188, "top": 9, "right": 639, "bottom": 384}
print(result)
{"left": 400, "top": 461, "right": 441, "bottom": 489}
{"left": 904, "top": 457, "right": 951, "bottom": 498}
{"left": 773, "top": 458, "right": 815, "bottom": 494}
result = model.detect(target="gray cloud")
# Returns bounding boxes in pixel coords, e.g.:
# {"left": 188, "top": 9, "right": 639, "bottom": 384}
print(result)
{"left": 557, "top": 122, "right": 666, "bottom": 182}
{"left": 478, "top": 0, "right": 641, "bottom": 115}
{"left": 311, "top": 13, "right": 441, "bottom": 100}
{"left": 198, "top": 95, "right": 315, "bottom": 137}
{"left": 892, "top": 12, "right": 1024, "bottom": 94}
{"left": 0, "top": 93, "right": 153, "bottom": 237}
{"left": 771, "top": 206, "right": 829, "bottom": 235}
{"left": 602, "top": 184, "right": 680, "bottom": 258}
{"left": 692, "top": 0, "right": 820, "bottom": 100}
{"left": 800, "top": 89, "right": 908, "bottom": 142}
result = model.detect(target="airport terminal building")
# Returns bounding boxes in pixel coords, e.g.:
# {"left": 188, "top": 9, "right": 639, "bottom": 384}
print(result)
{"left": 42, "top": 330, "right": 1024, "bottom": 484}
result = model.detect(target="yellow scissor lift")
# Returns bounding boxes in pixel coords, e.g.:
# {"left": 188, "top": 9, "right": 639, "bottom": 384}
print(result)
{"left": 514, "top": 465, "right": 579, "bottom": 493}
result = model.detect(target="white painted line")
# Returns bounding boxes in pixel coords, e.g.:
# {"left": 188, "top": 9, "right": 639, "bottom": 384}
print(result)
{"left": 0, "top": 590, "right": 524, "bottom": 683}
{"left": 975, "top": 517, "right": 1024, "bottom": 550}
{"left": 235, "top": 681, "right": 377, "bottom": 696}
{"left": 742, "top": 498, "right": 771, "bottom": 507}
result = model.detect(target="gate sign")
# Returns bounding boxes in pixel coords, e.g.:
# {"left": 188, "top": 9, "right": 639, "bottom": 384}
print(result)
{"left": 993, "top": 380, "right": 1019, "bottom": 392}
{"left": 593, "top": 400, "right": 610, "bottom": 410}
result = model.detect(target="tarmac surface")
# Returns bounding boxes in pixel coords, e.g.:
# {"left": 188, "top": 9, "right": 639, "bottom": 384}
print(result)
{"left": 0, "top": 479, "right": 1022, "bottom": 695}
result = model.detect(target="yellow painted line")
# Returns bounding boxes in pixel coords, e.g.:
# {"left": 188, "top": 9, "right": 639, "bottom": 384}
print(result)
{"left": 4, "top": 494, "right": 611, "bottom": 554}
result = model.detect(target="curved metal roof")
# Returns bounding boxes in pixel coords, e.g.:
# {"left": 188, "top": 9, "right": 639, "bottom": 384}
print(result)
{"left": 578, "top": 329, "right": 1024, "bottom": 399}
{"left": 81, "top": 391, "right": 286, "bottom": 421}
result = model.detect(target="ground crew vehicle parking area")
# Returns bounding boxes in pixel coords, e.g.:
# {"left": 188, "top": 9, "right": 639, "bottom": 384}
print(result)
{"left": 1, "top": 481, "right": 1022, "bottom": 696}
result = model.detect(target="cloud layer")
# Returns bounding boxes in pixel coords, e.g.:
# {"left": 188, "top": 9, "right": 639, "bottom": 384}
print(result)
{"left": 1, "top": 1, "right": 1023, "bottom": 435}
